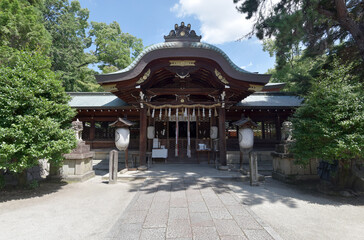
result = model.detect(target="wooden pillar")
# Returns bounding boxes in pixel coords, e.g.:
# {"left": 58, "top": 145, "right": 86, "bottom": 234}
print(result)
{"left": 139, "top": 108, "right": 147, "bottom": 167}
{"left": 218, "top": 107, "right": 227, "bottom": 166}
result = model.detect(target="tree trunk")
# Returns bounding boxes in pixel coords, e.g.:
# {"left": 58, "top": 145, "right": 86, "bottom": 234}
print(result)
{"left": 334, "top": 0, "right": 364, "bottom": 62}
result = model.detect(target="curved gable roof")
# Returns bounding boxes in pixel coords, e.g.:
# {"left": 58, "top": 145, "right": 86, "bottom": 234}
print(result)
{"left": 96, "top": 41, "right": 270, "bottom": 84}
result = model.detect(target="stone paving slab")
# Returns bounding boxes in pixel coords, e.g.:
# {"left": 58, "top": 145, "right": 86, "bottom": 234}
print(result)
{"left": 108, "top": 177, "right": 281, "bottom": 240}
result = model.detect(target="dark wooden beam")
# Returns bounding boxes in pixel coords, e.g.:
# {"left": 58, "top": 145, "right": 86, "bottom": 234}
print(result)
{"left": 139, "top": 108, "right": 147, "bottom": 167}
{"left": 218, "top": 107, "right": 227, "bottom": 166}
{"left": 146, "top": 88, "right": 219, "bottom": 96}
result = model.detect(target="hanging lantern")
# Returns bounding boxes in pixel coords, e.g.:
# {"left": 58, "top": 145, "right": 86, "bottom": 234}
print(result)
{"left": 109, "top": 118, "right": 134, "bottom": 151}
{"left": 232, "top": 114, "right": 257, "bottom": 151}
{"left": 210, "top": 126, "right": 218, "bottom": 139}
{"left": 202, "top": 108, "right": 205, "bottom": 117}
{"left": 239, "top": 128, "right": 254, "bottom": 149}
{"left": 151, "top": 108, "right": 155, "bottom": 118}
{"left": 208, "top": 108, "right": 212, "bottom": 118}
{"left": 147, "top": 126, "right": 155, "bottom": 139}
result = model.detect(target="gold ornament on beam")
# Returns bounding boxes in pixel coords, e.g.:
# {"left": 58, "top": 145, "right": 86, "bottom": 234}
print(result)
{"left": 214, "top": 69, "right": 229, "bottom": 85}
{"left": 169, "top": 60, "right": 196, "bottom": 67}
{"left": 248, "top": 84, "right": 264, "bottom": 92}
{"left": 136, "top": 69, "right": 151, "bottom": 85}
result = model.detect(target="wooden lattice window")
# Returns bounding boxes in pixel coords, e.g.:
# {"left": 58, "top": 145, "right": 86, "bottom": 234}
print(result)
{"left": 94, "top": 121, "right": 114, "bottom": 140}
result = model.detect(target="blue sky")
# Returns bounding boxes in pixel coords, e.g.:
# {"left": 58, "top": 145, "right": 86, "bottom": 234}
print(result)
{"left": 78, "top": 0, "right": 276, "bottom": 74}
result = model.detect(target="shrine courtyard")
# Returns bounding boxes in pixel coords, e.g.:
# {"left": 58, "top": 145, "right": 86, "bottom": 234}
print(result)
{"left": 1, "top": 165, "right": 364, "bottom": 240}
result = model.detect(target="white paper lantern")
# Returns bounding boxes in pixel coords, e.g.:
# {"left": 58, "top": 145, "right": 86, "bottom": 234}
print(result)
{"left": 147, "top": 126, "right": 155, "bottom": 139}
{"left": 238, "top": 128, "right": 254, "bottom": 149}
{"left": 115, "top": 128, "right": 130, "bottom": 151}
{"left": 210, "top": 126, "right": 218, "bottom": 139}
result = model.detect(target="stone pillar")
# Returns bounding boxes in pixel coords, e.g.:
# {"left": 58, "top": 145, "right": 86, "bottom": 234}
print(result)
{"left": 249, "top": 151, "right": 259, "bottom": 186}
{"left": 218, "top": 107, "right": 227, "bottom": 167}
{"left": 139, "top": 108, "right": 147, "bottom": 170}
{"left": 109, "top": 150, "right": 118, "bottom": 184}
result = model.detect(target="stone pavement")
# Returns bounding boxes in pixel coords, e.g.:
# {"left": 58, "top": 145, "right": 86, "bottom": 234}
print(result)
{"left": 107, "top": 177, "right": 281, "bottom": 240}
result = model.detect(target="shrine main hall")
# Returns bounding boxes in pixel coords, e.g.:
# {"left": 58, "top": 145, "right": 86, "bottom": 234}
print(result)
{"left": 69, "top": 23, "right": 302, "bottom": 169}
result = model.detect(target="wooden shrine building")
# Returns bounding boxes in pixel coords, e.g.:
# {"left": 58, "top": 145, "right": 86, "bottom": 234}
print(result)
{"left": 70, "top": 23, "right": 302, "bottom": 168}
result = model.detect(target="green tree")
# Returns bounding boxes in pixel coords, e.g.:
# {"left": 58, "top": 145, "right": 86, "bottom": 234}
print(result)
{"left": 291, "top": 60, "right": 364, "bottom": 187}
{"left": 0, "top": 47, "right": 77, "bottom": 181}
{"left": 89, "top": 21, "right": 143, "bottom": 73}
{"left": 0, "top": 0, "right": 51, "bottom": 52}
{"left": 234, "top": 0, "right": 364, "bottom": 68}
{"left": 263, "top": 39, "right": 326, "bottom": 95}
{"left": 40, "top": 0, "right": 100, "bottom": 92}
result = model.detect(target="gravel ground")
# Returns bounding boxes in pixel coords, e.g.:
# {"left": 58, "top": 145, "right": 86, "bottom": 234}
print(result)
{"left": 0, "top": 175, "right": 143, "bottom": 240}
{"left": 227, "top": 177, "right": 364, "bottom": 240}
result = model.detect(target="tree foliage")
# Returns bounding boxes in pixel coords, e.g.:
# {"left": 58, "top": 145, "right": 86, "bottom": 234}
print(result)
{"left": 40, "top": 0, "right": 101, "bottom": 92}
{"left": 37, "top": 1, "right": 144, "bottom": 90}
{"left": 0, "top": 47, "right": 77, "bottom": 173}
{"left": 0, "top": 0, "right": 51, "bottom": 52}
{"left": 264, "top": 39, "right": 326, "bottom": 95}
{"left": 89, "top": 21, "right": 143, "bottom": 73}
{"left": 234, "top": 0, "right": 364, "bottom": 68}
{"left": 291, "top": 60, "right": 364, "bottom": 166}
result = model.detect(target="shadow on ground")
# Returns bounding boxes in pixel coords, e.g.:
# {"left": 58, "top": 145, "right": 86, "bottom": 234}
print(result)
{"left": 0, "top": 180, "right": 68, "bottom": 203}
{"left": 123, "top": 172, "right": 364, "bottom": 209}
{"left": 226, "top": 177, "right": 364, "bottom": 208}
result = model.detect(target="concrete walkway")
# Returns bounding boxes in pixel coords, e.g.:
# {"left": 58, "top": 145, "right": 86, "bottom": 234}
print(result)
{"left": 107, "top": 177, "right": 280, "bottom": 240}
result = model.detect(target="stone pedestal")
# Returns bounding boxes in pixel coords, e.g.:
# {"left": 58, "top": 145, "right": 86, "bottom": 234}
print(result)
{"left": 249, "top": 152, "right": 259, "bottom": 186}
{"left": 63, "top": 141, "right": 95, "bottom": 182}
{"left": 272, "top": 142, "right": 319, "bottom": 183}
{"left": 109, "top": 150, "right": 118, "bottom": 184}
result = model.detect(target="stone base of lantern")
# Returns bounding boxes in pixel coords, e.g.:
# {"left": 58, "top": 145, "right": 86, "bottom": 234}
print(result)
{"left": 272, "top": 142, "right": 319, "bottom": 183}
{"left": 62, "top": 141, "right": 95, "bottom": 182}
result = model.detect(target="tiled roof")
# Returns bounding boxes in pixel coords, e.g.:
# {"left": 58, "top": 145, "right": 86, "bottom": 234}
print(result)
{"left": 237, "top": 93, "right": 303, "bottom": 107}
{"left": 103, "top": 41, "right": 251, "bottom": 76}
{"left": 68, "top": 92, "right": 127, "bottom": 108}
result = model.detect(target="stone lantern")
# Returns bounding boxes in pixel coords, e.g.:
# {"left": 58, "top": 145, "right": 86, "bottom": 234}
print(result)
{"left": 233, "top": 115, "right": 259, "bottom": 186}
{"left": 62, "top": 119, "right": 95, "bottom": 181}
{"left": 108, "top": 118, "right": 134, "bottom": 178}
{"left": 109, "top": 117, "right": 134, "bottom": 151}
{"left": 232, "top": 115, "right": 257, "bottom": 152}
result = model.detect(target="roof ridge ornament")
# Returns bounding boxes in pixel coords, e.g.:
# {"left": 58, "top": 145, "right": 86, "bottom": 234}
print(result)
{"left": 164, "top": 22, "right": 201, "bottom": 42}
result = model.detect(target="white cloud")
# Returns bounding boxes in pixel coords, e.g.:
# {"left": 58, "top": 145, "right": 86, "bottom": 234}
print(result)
{"left": 241, "top": 61, "right": 253, "bottom": 69}
{"left": 170, "top": 0, "right": 254, "bottom": 44}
